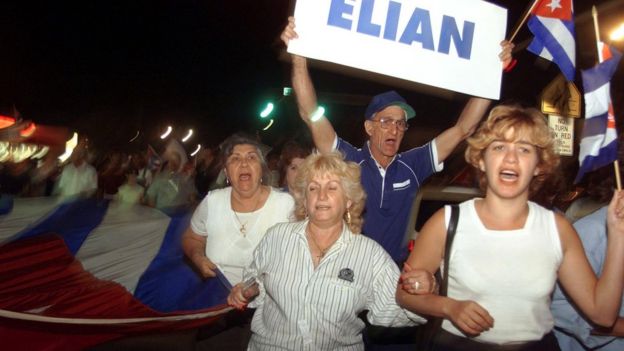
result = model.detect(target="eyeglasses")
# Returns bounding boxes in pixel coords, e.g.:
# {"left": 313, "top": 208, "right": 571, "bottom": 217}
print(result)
{"left": 371, "top": 117, "right": 409, "bottom": 131}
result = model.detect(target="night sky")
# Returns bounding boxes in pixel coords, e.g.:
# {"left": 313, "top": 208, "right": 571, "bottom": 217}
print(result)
{"left": 1, "top": 0, "right": 623, "bottom": 155}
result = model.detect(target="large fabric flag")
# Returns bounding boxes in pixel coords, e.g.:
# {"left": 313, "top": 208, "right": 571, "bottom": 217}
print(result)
{"left": 0, "top": 197, "right": 231, "bottom": 350}
{"left": 575, "top": 44, "right": 622, "bottom": 183}
{"left": 527, "top": 0, "right": 576, "bottom": 81}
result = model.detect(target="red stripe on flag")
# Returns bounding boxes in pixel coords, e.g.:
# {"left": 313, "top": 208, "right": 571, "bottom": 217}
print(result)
{"left": 0, "top": 235, "right": 228, "bottom": 350}
{"left": 532, "top": 0, "right": 573, "bottom": 21}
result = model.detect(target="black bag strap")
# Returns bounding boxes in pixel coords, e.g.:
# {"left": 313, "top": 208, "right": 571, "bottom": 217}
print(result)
{"left": 413, "top": 205, "right": 460, "bottom": 351}
{"left": 440, "top": 204, "right": 459, "bottom": 297}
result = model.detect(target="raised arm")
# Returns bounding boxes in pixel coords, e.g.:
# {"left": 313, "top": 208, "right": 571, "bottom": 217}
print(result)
{"left": 396, "top": 208, "right": 494, "bottom": 335}
{"left": 432, "top": 40, "right": 514, "bottom": 164}
{"left": 557, "top": 190, "right": 624, "bottom": 327}
{"left": 281, "top": 16, "right": 336, "bottom": 154}
{"left": 433, "top": 97, "right": 491, "bottom": 163}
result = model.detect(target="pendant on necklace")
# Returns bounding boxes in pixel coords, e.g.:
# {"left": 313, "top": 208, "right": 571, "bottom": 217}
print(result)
{"left": 317, "top": 249, "right": 329, "bottom": 259}
{"left": 240, "top": 224, "right": 247, "bottom": 235}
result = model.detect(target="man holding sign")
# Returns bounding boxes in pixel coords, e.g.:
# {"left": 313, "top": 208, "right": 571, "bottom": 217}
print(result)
{"left": 281, "top": 16, "right": 513, "bottom": 264}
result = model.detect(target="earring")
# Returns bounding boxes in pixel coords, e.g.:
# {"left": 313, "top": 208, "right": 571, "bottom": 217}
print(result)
{"left": 346, "top": 210, "right": 352, "bottom": 225}
{"left": 226, "top": 177, "right": 230, "bottom": 185}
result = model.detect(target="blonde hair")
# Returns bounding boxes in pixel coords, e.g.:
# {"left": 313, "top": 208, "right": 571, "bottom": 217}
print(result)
{"left": 465, "top": 104, "right": 560, "bottom": 195}
{"left": 292, "top": 152, "right": 366, "bottom": 233}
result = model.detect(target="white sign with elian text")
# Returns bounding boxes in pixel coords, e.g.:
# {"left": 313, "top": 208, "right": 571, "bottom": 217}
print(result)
{"left": 288, "top": 0, "right": 507, "bottom": 99}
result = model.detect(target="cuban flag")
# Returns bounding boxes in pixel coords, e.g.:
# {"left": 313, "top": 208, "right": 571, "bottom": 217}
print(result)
{"left": 0, "top": 197, "right": 231, "bottom": 350}
{"left": 575, "top": 44, "right": 622, "bottom": 183}
{"left": 527, "top": 0, "right": 576, "bottom": 81}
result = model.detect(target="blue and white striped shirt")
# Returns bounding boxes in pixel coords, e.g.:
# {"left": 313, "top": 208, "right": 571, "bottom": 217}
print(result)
{"left": 244, "top": 220, "right": 424, "bottom": 351}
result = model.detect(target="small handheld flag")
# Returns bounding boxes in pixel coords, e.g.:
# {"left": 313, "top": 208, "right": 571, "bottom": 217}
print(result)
{"left": 527, "top": 0, "right": 576, "bottom": 81}
{"left": 575, "top": 44, "right": 622, "bottom": 183}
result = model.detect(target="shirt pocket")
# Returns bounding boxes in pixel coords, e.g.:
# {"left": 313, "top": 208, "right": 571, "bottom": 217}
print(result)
{"left": 321, "top": 278, "right": 366, "bottom": 321}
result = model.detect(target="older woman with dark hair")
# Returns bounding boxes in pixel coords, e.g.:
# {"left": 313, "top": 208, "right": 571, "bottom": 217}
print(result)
{"left": 227, "top": 152, "right": 434, "bottom": 350}
{"left": 397, "top": 105, "right": 624, "bottom": 350}
{"left": 182, "top": 133, "right": 294, "bottom": 286}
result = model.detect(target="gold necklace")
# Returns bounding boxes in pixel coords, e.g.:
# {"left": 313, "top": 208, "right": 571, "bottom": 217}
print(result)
{"left": 232, "top": 188, "right": 264, "bottom": 236}
{"left": 306, "top": 229, "right": 338, "bottom": 259}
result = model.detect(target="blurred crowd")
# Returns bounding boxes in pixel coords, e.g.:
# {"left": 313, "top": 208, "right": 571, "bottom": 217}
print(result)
{"left": 0, "top": 135, "right": 312, "bottom": 213}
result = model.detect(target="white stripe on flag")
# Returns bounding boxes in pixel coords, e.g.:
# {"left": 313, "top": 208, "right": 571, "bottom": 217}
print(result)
{"left": 584, "top": 84, "right": 611, "bottom": 119}
{"left": 605, "top": 127, "right": 618, "bottom": 146}
{"left": 538, "top": 17, "right": 575, "bottom": 65}
{"left": 539, "top": 47, "right": 553, "bottom": 61}
{"left": 0, "top": 197, "right": 60, "bottom": 243}
{"left": 76, "top": 204, "right": 171, "bottom": 293}
{"left": 578, "top": 127, "right": 618, "bottom": 160}
{"left": 0, "top": 306, "right": 233, "bottom": 325}
{"left": 578, "top": 134, "right": 605, "bottom": 160}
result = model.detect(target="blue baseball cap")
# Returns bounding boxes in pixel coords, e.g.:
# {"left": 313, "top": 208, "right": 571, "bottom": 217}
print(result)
{"left": 364, "top": 91, "right": 416, "bottom": 120}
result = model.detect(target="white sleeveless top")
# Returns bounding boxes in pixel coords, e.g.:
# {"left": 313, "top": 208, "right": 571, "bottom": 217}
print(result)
{"left": 442, "top": 199, "right": 563, "bottom": 345}
{"left": 190, "top": 187, "right": 294, "bottom": 284}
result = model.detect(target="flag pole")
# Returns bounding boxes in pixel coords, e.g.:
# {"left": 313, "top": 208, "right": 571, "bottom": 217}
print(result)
{"left": 592, "top": 6, "right": 604, "bottom": 63}
{"left": 592, "top": 5, "right": 622, "bottom": 190}
{"left": 508, "top": 0, "right": 541, "bottom": 42}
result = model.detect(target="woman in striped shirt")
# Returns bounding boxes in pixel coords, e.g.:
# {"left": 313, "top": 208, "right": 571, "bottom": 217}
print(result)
{"left": 228, "top": 152, "right": 434, "bottom": 350}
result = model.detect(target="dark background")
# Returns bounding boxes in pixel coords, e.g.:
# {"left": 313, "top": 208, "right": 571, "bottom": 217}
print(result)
{"left": 0, "top": 0, "right": 622, "bottom": 158}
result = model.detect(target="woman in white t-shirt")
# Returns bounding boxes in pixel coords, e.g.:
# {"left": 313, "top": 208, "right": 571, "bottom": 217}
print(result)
{"left": 182, "top": 133, "right": 294, "bottom": 285}
{"left": 115, "top": 169, "right": 144, "bottom": 206}
{"left": 397, "top": 105, "right": 624, "bottom": 350}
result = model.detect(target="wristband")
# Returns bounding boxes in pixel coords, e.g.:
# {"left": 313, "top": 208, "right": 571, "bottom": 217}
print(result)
{"left": 310, "top": 106, "right": 326, "bottom": 122}
{"left": 503, "top": 58, "right": 517, "bottom": 73}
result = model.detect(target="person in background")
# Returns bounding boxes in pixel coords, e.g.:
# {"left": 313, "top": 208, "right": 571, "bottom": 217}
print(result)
{"left": 115, "top": 168, "right": 144, "bottom": 206}
{"left": 397, "top": 105, "right": 624, "bottom": 350}
{"left": 132, "top": 152, "right": 153, "bottom": 189}
{"left": 97, "top": 151, "right": 126, "bottom": 199}
{"left": 194, "top": 147, "right": 221, "bottom": 198}
{"left": 0, "top": 159, "right": 33, "bottom": 196}
{"left": 551, "top": 164, "right": 624, "bottom": 351}
{"left": 228, "top": 152, "right": 434, "bottom": 350}
{"left": 564, "top": 166, "right": 613, "bottom": 223}
{"left": 265, "top": 151, "right": 281, "bottom": 188}
{"left": 54, "top": 141, "right": 97, "bottom": 200}
{"left": 145, "top": 152, "right": 197, "bottom": 212}
{"left": 29, "top": 153, "right": 60, "bottom": 197}
{"left": 279, "top": 140, "right": 311, "bottom": 194}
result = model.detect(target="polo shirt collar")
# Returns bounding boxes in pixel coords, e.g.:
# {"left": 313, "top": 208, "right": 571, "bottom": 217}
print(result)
{"left": 364, "top": 141, "right": 397, "bottom": 170}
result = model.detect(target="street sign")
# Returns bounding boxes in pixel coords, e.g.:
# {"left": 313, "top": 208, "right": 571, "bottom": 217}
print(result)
{"left": 548, "top": 114, "right": 574, "bottom": 156}
{"left": 540, "top": 74, "right": 581, "bottom": 118}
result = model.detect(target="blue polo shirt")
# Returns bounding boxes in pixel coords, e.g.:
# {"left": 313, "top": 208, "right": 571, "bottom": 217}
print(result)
{"left": 337, "top": 137, "right": 441, "bottom": 262}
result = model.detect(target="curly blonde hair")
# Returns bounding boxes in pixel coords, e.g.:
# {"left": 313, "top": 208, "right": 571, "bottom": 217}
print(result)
{"left": 465, "top": 104, "right": 560, "bottom": 196}
{"left": 291, "top": 152, "right": 366, "bottom": 233}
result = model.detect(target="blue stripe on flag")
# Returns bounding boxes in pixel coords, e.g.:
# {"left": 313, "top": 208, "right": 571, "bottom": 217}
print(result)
{"left": 581, "top": 113, "right": 608, "bottom": 137}
{"left": 581, "top": 49, "right": 623, "bottom": 93}
{"left": 16, "top": 199, "right": 110, "bottom": 255}
{"left": 527, "top": 16, "right": 575, "bottom": 81}
{"left": 527, "top": 37, "right": 545, "bottom": 57}
{"left": 134, "top": 211, "right": 229, "bottom": 312}
{"left": 575, "top": 140, "right": 618, "bottom": 183}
